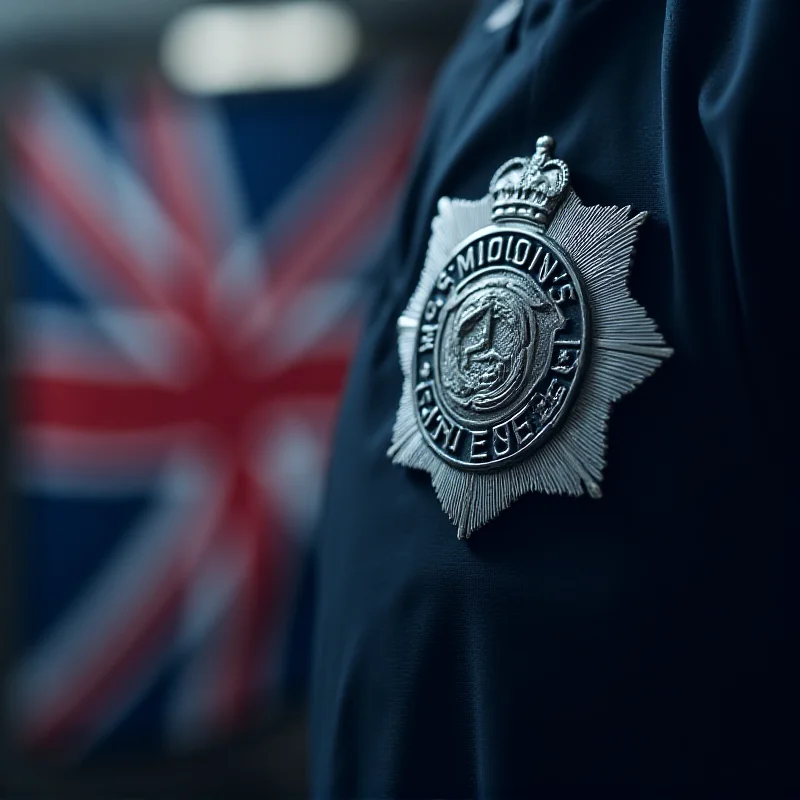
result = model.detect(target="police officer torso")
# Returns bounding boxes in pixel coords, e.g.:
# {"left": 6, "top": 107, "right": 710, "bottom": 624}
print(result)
{"left": 312, "top": 0, "right": 794, "bottom": 794}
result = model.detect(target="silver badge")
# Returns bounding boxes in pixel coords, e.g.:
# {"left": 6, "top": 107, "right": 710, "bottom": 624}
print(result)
{"left": 388, "top": 136, "right": 673, "bottom": 539}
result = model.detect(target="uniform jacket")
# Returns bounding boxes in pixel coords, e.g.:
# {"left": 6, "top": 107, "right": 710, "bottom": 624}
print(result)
{"left": 312, "top": 0, "right": 796, "bottom": 794}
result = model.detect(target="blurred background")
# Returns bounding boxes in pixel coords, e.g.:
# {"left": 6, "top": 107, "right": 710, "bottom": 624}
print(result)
{"left": 0, "top": 1, "right": 475, "bottom": 796}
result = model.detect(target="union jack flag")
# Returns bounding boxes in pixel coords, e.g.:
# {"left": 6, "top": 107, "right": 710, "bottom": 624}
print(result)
{"left": 6, "top": 74, "right": 424, "bottom": 758}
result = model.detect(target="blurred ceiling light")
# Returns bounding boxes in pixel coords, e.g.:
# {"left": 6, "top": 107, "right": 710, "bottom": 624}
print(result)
{"left": 161, "top": 2, "right": 362, "bottom": 94}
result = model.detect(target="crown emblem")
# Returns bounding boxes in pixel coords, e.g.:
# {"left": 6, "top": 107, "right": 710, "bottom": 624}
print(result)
{"left": 489, "top": 135, "right": 570, "bottom": 228}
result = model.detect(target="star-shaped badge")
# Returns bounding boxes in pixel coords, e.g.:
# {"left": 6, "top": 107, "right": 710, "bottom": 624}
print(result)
{"left": 389, "top": 136, "right": 672, "bottom": 539}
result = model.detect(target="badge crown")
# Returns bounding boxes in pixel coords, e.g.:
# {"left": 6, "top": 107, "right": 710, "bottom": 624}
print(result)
{"left": 489, "top": 136, "right": 569, "bottom": 228}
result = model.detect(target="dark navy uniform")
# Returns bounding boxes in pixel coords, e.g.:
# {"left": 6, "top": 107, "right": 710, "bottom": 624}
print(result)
{"left": 312, "top": 0, "right": 796, "bottom": 794}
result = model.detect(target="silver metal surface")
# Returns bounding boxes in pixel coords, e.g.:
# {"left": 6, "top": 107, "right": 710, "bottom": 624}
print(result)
{"left": 389, "top": 136, "right": 673, "bottom": 539}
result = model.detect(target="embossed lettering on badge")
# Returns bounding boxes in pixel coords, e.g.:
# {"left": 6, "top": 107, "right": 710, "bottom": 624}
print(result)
{"left": 389, "top": 136, "right": 672, "bottom": 538}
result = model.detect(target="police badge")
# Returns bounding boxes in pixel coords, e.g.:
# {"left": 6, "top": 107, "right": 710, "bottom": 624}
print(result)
{"left": 388, "top": 136, "right": 672, "bottom": 539}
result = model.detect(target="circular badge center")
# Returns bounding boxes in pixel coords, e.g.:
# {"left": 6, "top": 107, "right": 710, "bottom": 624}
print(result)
{"left": 411, "top": 226, "right": 589, "bottom": 471}
{"left": 436, "top": 269, "right": 545, "bottom": 428}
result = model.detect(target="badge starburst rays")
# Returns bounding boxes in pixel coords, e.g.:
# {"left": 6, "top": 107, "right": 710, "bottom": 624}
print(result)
{"left": 389, "top": 190, "right": 673, "bottom": 539}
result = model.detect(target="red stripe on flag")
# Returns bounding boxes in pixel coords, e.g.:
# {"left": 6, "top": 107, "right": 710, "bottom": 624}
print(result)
{"left": 18, "top": 375, "right": 185, "bottom": 432}
{"left": 213, "top": 469, "right": 287, "bottom": 728}
{"left": 19, "top": 354, "right": 351, "bottom": 433}
{"left": 138, "top": 82, "right": 218, "bottom": 264}
{"left": 7, "top": 113, "right": 184, "bottom": 324}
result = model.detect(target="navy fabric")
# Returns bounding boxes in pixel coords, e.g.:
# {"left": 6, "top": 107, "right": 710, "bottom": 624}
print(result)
{"left": 311, "top": 0, "right": 796, "bottom": 794}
